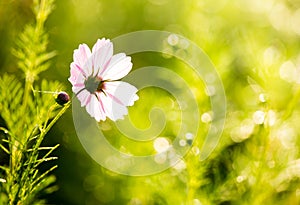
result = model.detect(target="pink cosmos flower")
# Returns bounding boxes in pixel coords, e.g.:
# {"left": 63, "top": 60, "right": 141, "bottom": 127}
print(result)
{"left": 69, "top": 38, "right": 139, "bottom": 121}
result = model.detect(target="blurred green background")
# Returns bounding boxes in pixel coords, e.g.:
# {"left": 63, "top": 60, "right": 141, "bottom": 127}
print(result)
{"left": 1, "top": 0, "right": 300, "bottom": 204}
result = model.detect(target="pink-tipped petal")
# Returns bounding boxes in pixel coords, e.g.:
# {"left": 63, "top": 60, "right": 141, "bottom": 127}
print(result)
{"left": 85, "top": 55, "right": 94, "bottom": 77}
{"left": 104, "top": 81, "right": 139, "bottom": 106}
{"left": 72, "top": 85, "right": 84, "bottom": 95}
{"left": 92, "top": 41, "right": 113, "bottom": 76}
{"left": 76, "top": 90, "right": 91, "bottom": 107}
{"left": 92, "top": 38, "right": 111, "bottom": 53}
{"left": 70, "top": 72, "right": 85, "bottom": 91}
{"left": 86, "top": 94, "right": 106, "bottom": 121}
{"left": 100, "top": 93, "right": 128, "bottom": 121}
{"left": 68, "top": 62, "right": 85, "bottom": 84}
{"left": 71, "top": 74, "right": 85, "bottom": 94}
{"left": 95, "top": 92, "right": 108, "bottom": 120}
{"left": 86, "top": 96, "right": 95, "bottom": 118}
{"left": 101, "top": 54, "right": 132, "bottom": 80}
{"left": 73, "top": 44, "right": 91, "bottom": 68}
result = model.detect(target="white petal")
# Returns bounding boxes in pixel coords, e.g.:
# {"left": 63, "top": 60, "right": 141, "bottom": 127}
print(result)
{"left": 92, "top": 38, "right": 111, "bottom": 53}
{"left": 86, "top": 96, "right": 95, "bottom": 118}
{"left": 72, "top": 85, "right": 84, "bottom": 94}
{"left": 71, "top": 74, "right": 85, "bottom": 94}
{"left": 129, "top": 94, "right": 139, "bottom": 106}
{"left": 71, "top": 73, "right": 85, "bottom": 94}
{"left": 92, "top": 40, "right": 113, "bottom": 77}
{"left": 95, "top": 91, "right": 128, "bottom": 121}
{"left": 85, "top": 94, "right": 106, "bottom": 121}
{"left": 100, "top": 54, "right": 132, "bottom": 80}
{"left": 73, "top": 44, "right": 91, "bottom": 68}
{"left": 69, "top": 62, "right": 85, "bottom": 84}
{"left": 73, "top": 44, "right": 94, "bottom": 76}
{"left": 103, "top": 81, "right": 139, "bottom": 106}
{"left": 95, "top": 92, "right": 109, "bottom": 120}
{"left": 101, "top": 94, "right": 128, "bottom": 121}
{"left": 76, "top": 90, "right": 91, "bottom": 107}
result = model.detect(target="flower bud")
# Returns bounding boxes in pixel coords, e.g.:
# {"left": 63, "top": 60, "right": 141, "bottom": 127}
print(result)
{"left": 55, "top": 91, "right": 70, "bottom": 105}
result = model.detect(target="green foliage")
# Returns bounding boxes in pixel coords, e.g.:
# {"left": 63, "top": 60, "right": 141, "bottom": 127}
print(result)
{"left": 0, "top": 0, "right": 69, "bottom": 204}
{"left": 11, "top": 0, "right": 56, "bottom": 83}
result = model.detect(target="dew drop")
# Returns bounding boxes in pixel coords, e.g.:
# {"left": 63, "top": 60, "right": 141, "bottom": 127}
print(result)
{"left": 185, "top": 132, "right": 194, "bottom": 140}
{"left": 253, "top": 110, "right": 265, "bottom": 125}
{"left": 153, "top": 137, "right": 170, "bottom": 153}
{"left": 179, "top": 139, "right": 187, "bottom": 147}
{"left": 167, "top": 34, "right": 179, "bottom": 46}
{"left": 201, "top": 112, "right": 212, "bottom": 123}
{"left": 236, "top": 175, "right": 246, "bottom": 183}
{"left": 259, "top": 93, "right": 267, "bottom": 103}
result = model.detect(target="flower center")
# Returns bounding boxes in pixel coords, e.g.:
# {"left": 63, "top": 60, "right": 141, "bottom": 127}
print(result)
{"left": 84, "top": 76, "right": 104, "bottom": 93}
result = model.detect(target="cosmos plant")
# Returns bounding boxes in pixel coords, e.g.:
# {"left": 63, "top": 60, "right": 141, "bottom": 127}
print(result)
{"left": 0, "top": 0, "right": 70, "bottom": 204}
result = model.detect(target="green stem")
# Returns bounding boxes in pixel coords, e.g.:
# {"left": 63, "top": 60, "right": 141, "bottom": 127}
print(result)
{"left": 21, "top": 103, "right": 70, "bottom": 203}
{"left": 9, "top": 10, "right": 54, "bottom": 204}
{"left": 8, "top": 73, "right": 34, "bottom": 205}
